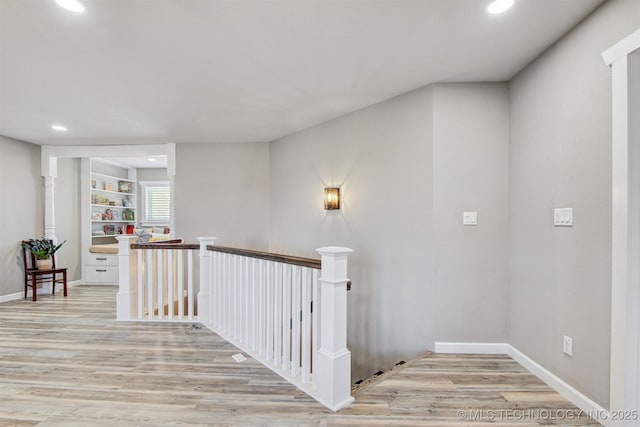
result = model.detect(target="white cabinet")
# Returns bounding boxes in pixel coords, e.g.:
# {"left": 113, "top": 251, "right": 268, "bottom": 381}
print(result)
{"left": 82, "top": 159, "right": 137, "bottom": 285}
{"left": 84, "top": 254, "right": 119, "bottom": 284}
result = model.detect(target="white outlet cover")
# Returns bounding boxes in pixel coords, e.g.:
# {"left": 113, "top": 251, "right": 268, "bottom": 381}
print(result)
{"left": 463, "top": 211, "right": 478, "bottom": 226}
{"left": 554, "top": 208, "right": 573, "bottom": 227}
{"left": 563, "top": 335, "right": 573, "bottom": 357}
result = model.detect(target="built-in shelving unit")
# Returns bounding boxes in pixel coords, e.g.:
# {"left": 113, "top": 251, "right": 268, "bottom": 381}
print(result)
{"left": 90, "top": 164, "right": 137, "bottom": 244}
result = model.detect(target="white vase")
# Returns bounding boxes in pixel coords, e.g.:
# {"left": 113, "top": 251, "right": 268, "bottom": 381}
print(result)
{"left": 36, "top": 258, "right": 53, "bottom": 270}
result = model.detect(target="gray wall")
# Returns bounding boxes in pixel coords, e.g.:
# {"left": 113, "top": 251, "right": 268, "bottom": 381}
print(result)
{"left": 0, "top": 136, "right": 42, "bottom": 296}
{"left": 175, "top": 143, "right": 269, "bottom": 248}
{"left": 55, "top": 158, "right": 81, "bottom": 281}
{"left": 433, "top": 83, "right": 510, "bottom": 342}
{"left": 269, "top": 83, "right": 510, "bottom": 381}
{"left": 508, "top": 0, "right": 640, "bottom": 408}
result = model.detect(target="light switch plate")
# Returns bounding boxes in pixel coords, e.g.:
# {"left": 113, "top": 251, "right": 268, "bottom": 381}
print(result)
{"left": 554, "top": 208, "right": 573, "bottom": 226}
{"left": 463, "top": 211, "right": 478, "bottom": 226}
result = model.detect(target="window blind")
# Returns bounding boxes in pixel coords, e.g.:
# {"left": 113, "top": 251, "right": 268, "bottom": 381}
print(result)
{"left": 143, "top": 184, "right": 170, "bottom": 222}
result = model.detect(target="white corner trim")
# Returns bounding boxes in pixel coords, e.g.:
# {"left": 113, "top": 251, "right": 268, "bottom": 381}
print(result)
{"left": 435, "top": 342, "right": 608, "bottom": 425}
{"left": 0, "top": 280, "right": 83, "bottom": 304}
{"left": 434, "top": 341, "right": 508, "bottom": 354}
{"left": 602, "top": 28, "right": 640, "bottom": 65}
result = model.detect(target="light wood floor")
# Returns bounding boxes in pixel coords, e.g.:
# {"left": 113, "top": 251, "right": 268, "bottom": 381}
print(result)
{"left": 0, "top": 286, "right": 599, "bottom": 426}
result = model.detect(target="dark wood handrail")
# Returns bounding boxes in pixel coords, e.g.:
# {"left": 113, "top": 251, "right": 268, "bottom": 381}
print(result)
{"left": 129, "top": 242, "right": 351, "bottom": 290}
{"left": 131, "top": 241, "right": 199, "bottom": 250}
{"left": 207, "top": 245, "right": 321, "bottom": 269}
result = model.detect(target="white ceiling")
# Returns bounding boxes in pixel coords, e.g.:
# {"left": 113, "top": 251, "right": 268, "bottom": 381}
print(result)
{"left": 0, "top": 0, "right": 604, "bottom": 146}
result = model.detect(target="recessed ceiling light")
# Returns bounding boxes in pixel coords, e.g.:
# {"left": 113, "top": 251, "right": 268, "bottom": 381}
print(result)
{"left": 147, "top": 157, "right": 158, "bottom": 162}
{"left": 51, "top": 124, "right": 68, "bottom": 132}
{"left": 55, "top": 0, "right": 85, "bottom": 13}
{"left": 487, "top": 0, "right": 514, "bottom": 14}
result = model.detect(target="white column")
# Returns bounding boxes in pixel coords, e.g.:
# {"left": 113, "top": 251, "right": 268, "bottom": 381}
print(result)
{"left": 116, "top": 236, "right": 137, "bottom": 320}
{"left": 314, "top": 246, "right": 354, "bottom": 412}
{"left": 167, "top": 143, "right": 177, "bottom": 238}
{"left": 43, "top": 176, "right": 56, "bottom": 241}
{"left": 197, "top": 237, "right": 217, "bottom": 326}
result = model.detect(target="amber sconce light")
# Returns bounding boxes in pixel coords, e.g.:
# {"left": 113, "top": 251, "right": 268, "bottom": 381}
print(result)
{"left": 324, "top": 187, "right": 340, "bottom": 210}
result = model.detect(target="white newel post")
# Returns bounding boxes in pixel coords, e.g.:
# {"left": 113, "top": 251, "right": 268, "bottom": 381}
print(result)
{"left": 198, "top": 237, "right": 217, "bottom": 326}
{"left": 315, "top": 246, "right": 354, "bottom": 411}
{"left": 116, "top": 236, "right": 137, "bottom": 321}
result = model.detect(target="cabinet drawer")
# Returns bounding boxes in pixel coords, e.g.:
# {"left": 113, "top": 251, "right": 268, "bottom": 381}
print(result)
{"left": 87, "top": 254, "right": 118, "bottom": 266}
{"left": 84, "top": 266, "right": 118, "bottom": 283}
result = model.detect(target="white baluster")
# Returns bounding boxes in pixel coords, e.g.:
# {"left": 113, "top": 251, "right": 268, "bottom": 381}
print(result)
{"left": 258, "top": 259, "right": 265, "bottom": 356}
{"left": 251, "top": 257, "right": 258, "bottom": 351}
{"left": 167, "top": 250, "right": 174, "bottom": 319}
{"left": 187, "top": 249, "right": 194, "bottom": 319}
{"left": 265, "top": 261, "right": 273, "bottom": 361}
{"left": 301, "top": 267, "right": 311, "bottom": 383}
{"left": 291, "top": 265, "right": 301, "bottom": 377}
{"left": 156, "top": 250, "right": 163, "bottom": 320}
{"left": 177, "top": 249, "right": 184, "bottom": 319}
{"left": 147, "top": 249, "right": 153, "bottom": 320}
{"left": 274, "top": 263, "right": 282, "bottom": 367}
{"left": 315, "top": 246, "right": 354, "bottom": 411}
{"left": 282, "top": 263, "right": 292, "bottom": 372}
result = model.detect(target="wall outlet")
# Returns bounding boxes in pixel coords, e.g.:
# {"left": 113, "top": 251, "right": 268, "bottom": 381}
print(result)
{"left": 563, "top": 335, "right": 573, "bottom": 357}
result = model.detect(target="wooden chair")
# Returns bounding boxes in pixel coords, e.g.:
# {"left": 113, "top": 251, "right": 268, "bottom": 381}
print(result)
{"left": 21, "top": 240, "right": 68, "bottom": 302}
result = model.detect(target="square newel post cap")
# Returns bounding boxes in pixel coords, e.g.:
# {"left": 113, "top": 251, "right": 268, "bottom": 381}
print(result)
{"left": 197, "top": 236, "right": 217, "bottom": 244}
{"left": 316, "top": 246, "right": 353, "bottom": 282}
{"left": 315, "top": 246, "right": 353, "bottom": 256}
{"left": 197, "top": 236, "right": 217, "bottom": 253}
{"left": 115, "top": 235, "right": 136, "bottom": 254}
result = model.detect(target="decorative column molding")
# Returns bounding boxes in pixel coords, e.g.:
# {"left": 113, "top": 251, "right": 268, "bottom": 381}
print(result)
{"left": 43, "top": 175, "right": 56, "bottom": 241}
{"left": 167, "top": 143, "right": 177, "bottom": 238}
{"left": 197, "top": 236, "right": 217, "bottom": 326}
{"left": 314, "top": 246, "right": 354, "bottom": 412}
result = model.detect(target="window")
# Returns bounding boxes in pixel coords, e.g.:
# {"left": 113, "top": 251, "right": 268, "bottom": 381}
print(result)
{"left": 140, "top": 181, "right": 170, "bottom": 224}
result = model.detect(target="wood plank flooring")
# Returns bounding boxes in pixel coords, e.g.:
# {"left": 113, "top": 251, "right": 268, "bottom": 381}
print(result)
{"left": 0, "top": 286, "right": 599, "bottom": 426}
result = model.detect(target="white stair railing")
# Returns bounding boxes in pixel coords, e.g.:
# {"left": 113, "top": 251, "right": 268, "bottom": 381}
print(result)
{"left": 116, "top": 236, "right": 199, "bottom": 321}
{"left": 116, "top": 236, "right": 354, "bottom": 411}
{"left": 201, "top": 244, "right": 354, "bottom": 412}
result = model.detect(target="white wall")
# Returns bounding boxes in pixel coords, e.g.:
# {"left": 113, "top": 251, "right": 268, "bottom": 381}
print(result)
{"left": 54, "top": 158, "right": 81, "bottom": 281}
{"left": 508, "top": 0, "right": 640, "bottom": 408}
{"left": 269, "top": 83, "right": 510, "bottom": 381}
{"left": 175, "top": 143, "right": 269, "bottom": 248}
{"left": 0, "top": 135, "right": 42, "bottom": 296}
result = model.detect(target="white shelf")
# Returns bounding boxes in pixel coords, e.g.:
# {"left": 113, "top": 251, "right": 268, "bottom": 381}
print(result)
{"left": 92, "top": 220, "right": 135, "bottom": 223}
{"left": 91, "top": 204, "right": 136, "bottom": 209}
{"left": 93, "top": 234, "right": 133, "bottom": 238}
{"left": 91, "top": 172, "right": 135, "bottom": 183}
{"left": 91, "top": 188, "right": 136, "bottom": 196}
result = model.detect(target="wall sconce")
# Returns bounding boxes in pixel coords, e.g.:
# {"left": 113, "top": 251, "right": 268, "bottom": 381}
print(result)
{"left": 324, "top": 187, "right": 340, "bottom": 210}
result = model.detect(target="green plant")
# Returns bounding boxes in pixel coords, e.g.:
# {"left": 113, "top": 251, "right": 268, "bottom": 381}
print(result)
{"left": 22, "top": 239, "right": 66, "bottom": 260}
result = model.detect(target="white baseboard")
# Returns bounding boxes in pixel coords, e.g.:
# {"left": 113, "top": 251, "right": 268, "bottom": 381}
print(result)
{"left": 434, "top": 341, "right": 608, "bottom": 426}
{"left": 0, "top": 280, "right": 82, "bottom": 303}
{"left": 434, "top": 341, "right": 508, "bottom": 354}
